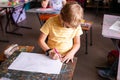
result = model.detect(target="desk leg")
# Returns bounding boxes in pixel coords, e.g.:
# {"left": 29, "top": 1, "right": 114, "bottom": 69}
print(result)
{"left": 37, "top": 13, "right": 45, "bottom": 26}
{"left": 37, "top": 13, "right": 42, "bottom": 26}
{"left": 90, "top": 27, "right": 93, "bottom": 46}
{"left": 0, "top": 15, "right": 9, "bottom": 43}
{"left": 111, "top": 38, "right": 120, "bottom": 52}
{"left": 5, "top": 5, "right": 32, "bottom": 36}
{"left": 5, "top": 9, "right": 22, "bottom": 36}
{"left": 14, "top": 5, "right": 32, "bottom": 30}
{"left": 85, "top": 30, "right": 88, "bottom": 54}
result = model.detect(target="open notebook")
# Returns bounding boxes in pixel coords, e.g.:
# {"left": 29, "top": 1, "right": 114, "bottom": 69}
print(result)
{"left": 109, "top": 21, "right": 120, "bottom": 33}
{"left": 8, "top": 52, "right": 63, "bottom": 74}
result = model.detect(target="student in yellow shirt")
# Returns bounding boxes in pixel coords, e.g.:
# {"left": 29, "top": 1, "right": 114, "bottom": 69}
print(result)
{"left": 38, "top": 1, "right": 83, "bottom": 63}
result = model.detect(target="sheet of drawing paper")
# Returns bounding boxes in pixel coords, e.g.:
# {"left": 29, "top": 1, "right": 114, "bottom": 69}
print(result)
{"left": 8, "top": 52, "right": 63, "bottom": 74}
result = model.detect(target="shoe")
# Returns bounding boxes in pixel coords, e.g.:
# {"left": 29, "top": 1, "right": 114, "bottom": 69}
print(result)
{"left": 98, "top": 69, "right": 115, "bottom": 80}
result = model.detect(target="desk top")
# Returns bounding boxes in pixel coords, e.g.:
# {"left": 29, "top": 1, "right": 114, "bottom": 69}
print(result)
{"left": 81, "top": 21, "right": 93, "bottom": 31}
{"left": 0, "top": 51, "right": 77, "bottom": 80}
{"left": 27, "top": 8, "right": 60, "bottom": 14}
{"left": 102, "top": 14, "right": 120, "bottom": 39}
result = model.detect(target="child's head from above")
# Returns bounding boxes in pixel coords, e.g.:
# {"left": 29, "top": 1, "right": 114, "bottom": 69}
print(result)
{"left": 60, "top": 1, "right": 83, "bottom": 28}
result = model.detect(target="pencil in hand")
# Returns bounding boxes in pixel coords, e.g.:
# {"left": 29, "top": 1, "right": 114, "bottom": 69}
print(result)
{"left": 54, "top": 48, "right": 61, "bottom": 59}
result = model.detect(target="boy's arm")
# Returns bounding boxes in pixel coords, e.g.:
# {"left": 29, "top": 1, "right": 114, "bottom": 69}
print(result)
{"left": 41, "top": 0, "right": 49, "bottom": 8}
{"left": 38, "top": 32, "right": 60, "bottom": 60}
{"left": 62, "top": 36, "right": 81, "bottom": 63}
{"left": 38, "top": 32, "right": 50, "bottom": 52}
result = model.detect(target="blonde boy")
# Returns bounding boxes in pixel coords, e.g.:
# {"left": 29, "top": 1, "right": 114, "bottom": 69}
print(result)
{"left": 38, "top": 1, "right": 83, "bottom": 63}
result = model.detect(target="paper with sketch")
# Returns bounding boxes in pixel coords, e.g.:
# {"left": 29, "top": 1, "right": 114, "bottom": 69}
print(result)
{"left": 8, "top": 52, "right": 63, "bottom": 74}
{"left": 109, "top": 21, "right": 120, "bottom": 33}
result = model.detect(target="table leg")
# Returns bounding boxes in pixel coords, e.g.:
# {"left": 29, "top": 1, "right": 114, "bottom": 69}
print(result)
{"left": 85, "top": 30, "right": 88, "bottom": 54}
{"left": 14, "top": 5, "right": 32, "bottom": 29}
{"left": 0, "top": 15, "right": 9, "bottom": 43}
{"left": 111, "top": 38, "right": 120, "bottom": 52}
{"left": 5, "top": 5, "right": 32, "bottom": 36}
{"left": 4, "top": 9, "right": 22, "bottom": 36}
{"left": 37, "top": 13, "right": 46, "bottom": 26}
{"left": 90, "top": 27, "right": 93, "bottom": 46}
{"left": 37, "top": 13, "right": 43, "bottom": 26}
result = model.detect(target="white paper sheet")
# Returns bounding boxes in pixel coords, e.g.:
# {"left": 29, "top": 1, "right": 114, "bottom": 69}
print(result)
{"left": 8, "top": 52, "right": 63, "bottom": 74}
{"left": 109, "top": 21, "right": 120, "bottom": 33}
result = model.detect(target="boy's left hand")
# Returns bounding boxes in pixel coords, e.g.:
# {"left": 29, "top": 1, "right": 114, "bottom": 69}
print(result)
{"left": 61, "top": 52, "right": 74, "bottom": 63}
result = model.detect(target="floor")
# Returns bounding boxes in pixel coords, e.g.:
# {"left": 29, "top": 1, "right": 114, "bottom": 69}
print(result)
{"left": 0, "top": 8, "right": 118, "bottom": 80}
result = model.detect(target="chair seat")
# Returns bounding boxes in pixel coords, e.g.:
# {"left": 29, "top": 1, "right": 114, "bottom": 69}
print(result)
{"left": 39, "top": 14, "right": 58, "bottom": 21}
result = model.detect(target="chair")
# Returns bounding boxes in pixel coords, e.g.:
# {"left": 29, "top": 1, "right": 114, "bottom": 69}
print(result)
{"left": 39, "top": 14, "right": 58, "bottom": 26}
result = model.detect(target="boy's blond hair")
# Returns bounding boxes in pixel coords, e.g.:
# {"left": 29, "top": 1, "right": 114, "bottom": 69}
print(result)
{"left": 60, "top": 1, "right": 83, "bottom": 28}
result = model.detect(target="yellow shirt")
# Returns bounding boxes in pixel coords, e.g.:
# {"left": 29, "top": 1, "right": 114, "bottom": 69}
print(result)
{"left": 40, "top": 15, "right": 83, "bottom": 55}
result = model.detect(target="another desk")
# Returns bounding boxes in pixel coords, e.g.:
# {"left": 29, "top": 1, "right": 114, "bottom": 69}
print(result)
{"left": 0, "top": 1, "right": 32, "bottom": 36}
{"left": 81, "top": 21, "right": 93, "bottom": 54}
{"left": 102, "top": 14, "right": 120, "bottom": 80}
{"left": 0, "top": 46, "right": 77, "bottom": 80}
{"left": 102, "top": 14, "right": 120, "bottom": 50}
{"left": 27, "top": 8, "right": 60, "bottom": 26}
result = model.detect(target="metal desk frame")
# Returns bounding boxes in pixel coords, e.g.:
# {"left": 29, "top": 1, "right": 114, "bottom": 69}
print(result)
{"left": 0, "top": 1, "right": 32, "bottom": 36}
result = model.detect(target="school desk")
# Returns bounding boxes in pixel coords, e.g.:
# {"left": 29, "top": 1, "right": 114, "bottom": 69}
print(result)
{"left": 0, "top": 0, "right": 32, "bottom": 36}
{"left": 0, "top": 45, "right": 77, "bottom": 80}
{"left": 102, "top": 14, "right": 120, "bottom": 80}
{"left": 81, "top": 20, "right": 93, "bottom": 54}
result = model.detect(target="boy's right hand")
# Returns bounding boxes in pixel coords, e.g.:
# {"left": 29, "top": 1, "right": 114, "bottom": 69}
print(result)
{"left": 49, "top": 49, "right": 61, "bottom": 60}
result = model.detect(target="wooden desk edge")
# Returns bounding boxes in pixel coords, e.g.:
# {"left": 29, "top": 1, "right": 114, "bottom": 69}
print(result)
{"left": 81, "top": 21, "right": 93, "bottom": 31}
